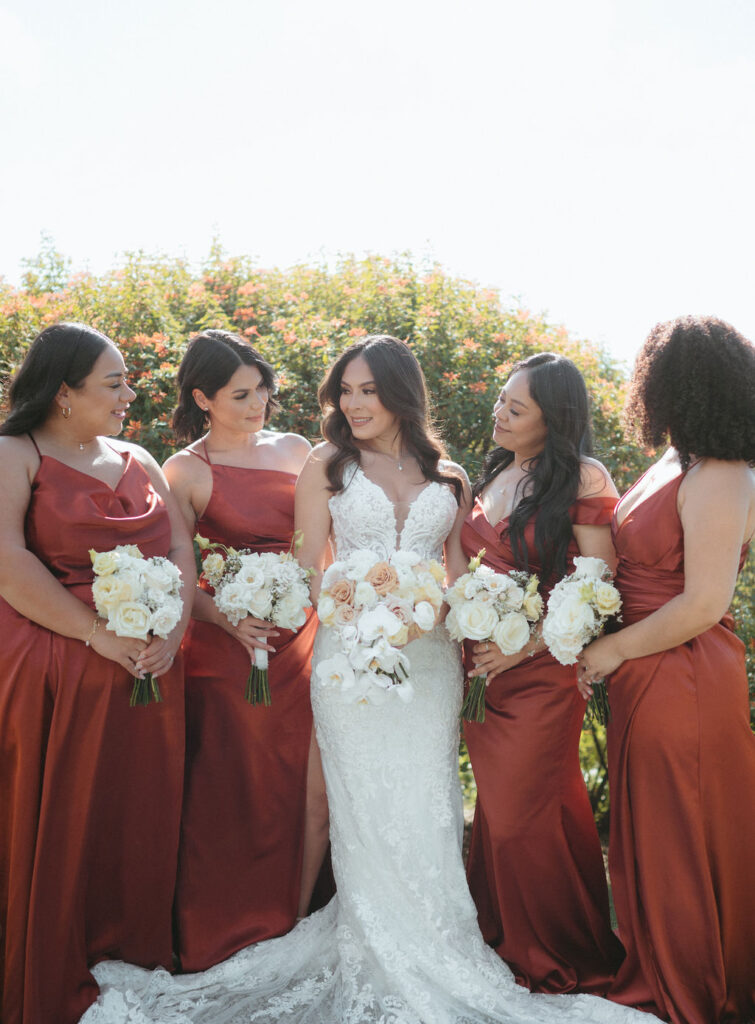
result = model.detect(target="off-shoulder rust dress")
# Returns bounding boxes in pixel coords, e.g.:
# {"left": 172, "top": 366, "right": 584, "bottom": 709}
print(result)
{"left": 607, "top": 473, "right": 755, "bottom": 1024}
{"left": 0, "top": 444, "right": 184, "bottom": 1024}
{"left": 174, "top": 452, "right": 319, "bottom": 971}
{"left": 460, "top": 495, "right": 624, "bottom": 994}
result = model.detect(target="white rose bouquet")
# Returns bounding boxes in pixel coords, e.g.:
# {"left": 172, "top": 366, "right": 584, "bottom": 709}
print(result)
{"left": 316, "top": 548, "right": 445, "bottom": 705}
{"left": 445, "top": 549, "right": 543, "bottom": 723}
{"left": 542, "top": 555, "right": 622, "bottom": 724}
{"left": 90, "top": 544, "right": 183, "bottom": 706}
{"left": 195, "top": 533, "right": 313, "bottom": 706}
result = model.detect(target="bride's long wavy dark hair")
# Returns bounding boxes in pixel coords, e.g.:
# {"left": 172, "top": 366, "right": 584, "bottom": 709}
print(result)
{"left": 474, "top": 352, "right": 593, "bottom": 584}
{"left": 319, "top": 335, "right": 462, "bottom": 503}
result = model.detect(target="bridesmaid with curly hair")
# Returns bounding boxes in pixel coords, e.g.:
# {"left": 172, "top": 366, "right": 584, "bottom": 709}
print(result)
{"left": 579, "top": 316, "right": 755, "bottom": 1024}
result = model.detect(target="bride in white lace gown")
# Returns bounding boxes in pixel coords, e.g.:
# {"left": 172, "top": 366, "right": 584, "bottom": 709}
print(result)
{"left": 82, "top": 337, "right": 658, "bottom": 1024}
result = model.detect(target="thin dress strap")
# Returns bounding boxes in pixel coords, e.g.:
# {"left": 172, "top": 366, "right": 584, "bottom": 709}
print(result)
{"left": 27, "top": 432, "right": 41, "bottom": 456}
{"left": 187, "top": 441, "right": 212, "bottom": 465}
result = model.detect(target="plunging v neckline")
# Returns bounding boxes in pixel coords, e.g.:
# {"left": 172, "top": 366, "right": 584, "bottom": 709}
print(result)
{"left": 352, "top": 465, "right": 439, "bottom": 545}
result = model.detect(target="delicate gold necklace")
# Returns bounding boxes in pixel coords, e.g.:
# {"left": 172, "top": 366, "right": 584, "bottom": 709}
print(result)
{"left": 366, "top": 447, "right": 405, "bottom": 471}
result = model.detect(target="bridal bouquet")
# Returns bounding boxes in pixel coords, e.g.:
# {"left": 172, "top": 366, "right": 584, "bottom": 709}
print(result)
{"left": 90, "top": 544, "right": 184, "bottom": 706}
{"left": 315, "top": 548, "right": 445, "bottom": 705}
{"left": 445, "top": 550, "right": 543, "bottom": 723}
{"left": 542, "top": 555, "right": 622, "bottom": 724}
{"left": 195, "top": 533, "right": 313, "bottom": 706}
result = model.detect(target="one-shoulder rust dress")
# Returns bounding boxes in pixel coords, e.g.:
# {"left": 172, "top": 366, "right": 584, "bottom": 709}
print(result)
{"left": 460, "top": 495, "right": 624, "bottom": 994}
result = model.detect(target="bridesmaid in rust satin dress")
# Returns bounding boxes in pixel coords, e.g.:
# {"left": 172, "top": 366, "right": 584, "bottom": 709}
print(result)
{"left": 165, "top": 330, "right": 328, "bottom": 972}
{"left": 0, "top": 324, "right": 194, "bottom": 1024}
{"left": 579, "top": 316, "right": 755, "bottom": 1024}
{"left": 455, "top": 352, "right": 625, "bottom": 994}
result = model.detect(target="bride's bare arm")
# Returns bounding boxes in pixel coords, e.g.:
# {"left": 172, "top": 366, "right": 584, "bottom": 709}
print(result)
{"left": 295, "top": 444, "right": 336, "bottom": 604}
{"left": 443, "top": 462, "right": 473, "bottom": 585}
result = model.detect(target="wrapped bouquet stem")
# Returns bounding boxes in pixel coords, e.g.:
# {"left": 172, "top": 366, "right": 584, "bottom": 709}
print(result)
{"left": 195, "top": 532, "right": 313, "bottom": 706}
{"left": 541, "top": 556, "right": 623, "bottom": 725}
{"left": 445, "top": 550, "right": 543, "bottom": 724}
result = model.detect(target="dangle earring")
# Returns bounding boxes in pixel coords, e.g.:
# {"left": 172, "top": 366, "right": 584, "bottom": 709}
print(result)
{"left": 61, "top": 406, "right": 72, "bottom": 420}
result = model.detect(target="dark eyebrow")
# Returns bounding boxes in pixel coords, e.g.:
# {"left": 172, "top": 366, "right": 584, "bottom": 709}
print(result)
{"left": 510, "top": 398, "right": 527, "bottom": 409}
{"left": 231, "top": 388, "right": 250, "bottom": 396}
{"left": 104, "top": 371, "right": 126, "bottom": 379}
{"left": 342, "top": 379, "right": 375, "bottom": 388}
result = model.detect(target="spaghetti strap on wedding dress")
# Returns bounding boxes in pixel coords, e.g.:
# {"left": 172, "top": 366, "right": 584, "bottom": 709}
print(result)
{"left": 81, "top": 465, "right": 659, "bottom": 1024}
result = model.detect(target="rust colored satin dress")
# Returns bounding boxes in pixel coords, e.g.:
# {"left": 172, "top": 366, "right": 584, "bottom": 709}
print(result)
{"left": 460, "top": 496, "right": 624, "bottom": 994}
{"left": 607, "top": 473, "right": 755, "bottom": 1024}
{"left": 0, "top": 447, "right": 185, "bottom": 1024}
{"left": 174, "top": 454, "right": 320, "bottom": 972}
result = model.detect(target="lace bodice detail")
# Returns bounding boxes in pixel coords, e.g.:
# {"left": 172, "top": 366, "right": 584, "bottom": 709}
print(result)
{"left": 328, "top": 464, "right": 458, "bottom": 561}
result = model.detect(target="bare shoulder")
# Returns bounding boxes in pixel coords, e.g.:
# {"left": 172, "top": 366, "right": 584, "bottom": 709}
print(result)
{"left": 578, "top": 457, "right": 618, "bottom": 499}
{"left": 260, "top": 430, "right": 312, "bottom": 472}
{"left": 162, "top": 446, "right": 207, "bottom": 486}
{"left": 683, "top": 458, "right": 755, "bottom": 501}
{"left": 0, "top": 434, "right": 39, "bottom": 487}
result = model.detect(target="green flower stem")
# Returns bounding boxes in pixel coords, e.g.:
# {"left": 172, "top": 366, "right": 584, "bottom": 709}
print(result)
{"left": 585, "top": 680, "right": 611, "bottom": 726}
{"left": 461, "top": 674, "right": 487, "bottom": 724}
{"left": 129, "top": 672, "right": 163, "bottom": 707}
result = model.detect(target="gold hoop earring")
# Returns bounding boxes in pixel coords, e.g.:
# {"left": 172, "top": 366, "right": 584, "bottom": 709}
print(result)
{"left": 61, "top": 406, "right": 72, "bottom": 420}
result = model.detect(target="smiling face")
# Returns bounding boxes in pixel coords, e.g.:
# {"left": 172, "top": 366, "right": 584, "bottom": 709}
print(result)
{"left": 194, "top": 362, "right": 270, "bottom": 435}
{"left": 339, "top": 354, "right": 400, "bottom": 446}
{"left": 61, "top": 343, "right": 135, "bottom": 438}
{"left": 492, "top": 369, "right": 548, "bottom": 459}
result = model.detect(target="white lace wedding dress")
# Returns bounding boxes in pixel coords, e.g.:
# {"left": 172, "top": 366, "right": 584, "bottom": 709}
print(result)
{"left": 81, "top": 466, "right": 659, "bottom": 1024}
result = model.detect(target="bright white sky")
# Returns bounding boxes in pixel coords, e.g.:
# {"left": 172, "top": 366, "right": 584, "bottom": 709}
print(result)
{"left": 1, "top": 0, "right": 754, "bottom": 367}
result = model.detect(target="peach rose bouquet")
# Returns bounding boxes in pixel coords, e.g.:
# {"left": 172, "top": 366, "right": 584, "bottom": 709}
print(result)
{"left": 90, "top": 544, "right": 183, "bottom": 707}
{"left": 316, "top": 548, "right": 445, "bottom": 705}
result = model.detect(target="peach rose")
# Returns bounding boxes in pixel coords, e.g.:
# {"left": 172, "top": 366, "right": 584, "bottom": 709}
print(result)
{"left": 330, "top": 578, "right": 356, "bottom": 606}
{"left": 365, "top": 562, "right": 400, "bottom": 596}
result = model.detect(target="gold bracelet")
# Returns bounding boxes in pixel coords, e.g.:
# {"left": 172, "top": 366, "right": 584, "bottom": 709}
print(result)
{"left": 85, "top": 616, "right": 100, "bottom": 647}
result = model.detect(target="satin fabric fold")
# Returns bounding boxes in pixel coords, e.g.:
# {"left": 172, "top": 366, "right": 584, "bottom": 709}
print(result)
{"left": 607, "top": 473, "right": 755, "bottom": 1024}
{"left": 460, "top": 496, "right": 624, "bottom": 994}
{"left": 0, "top": 454, "right": 184, "bottom": 1024}
{"left": 174, "top": 465, "right": 321, "bottom": 972}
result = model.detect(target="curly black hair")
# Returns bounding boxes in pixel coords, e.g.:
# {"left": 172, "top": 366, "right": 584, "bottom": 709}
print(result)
{"left": 625, "top": 316, "right": 755, "bottom": 469}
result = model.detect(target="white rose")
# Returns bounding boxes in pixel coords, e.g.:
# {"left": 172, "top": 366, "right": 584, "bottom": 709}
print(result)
{"left": 454, "top": 600, "right": 499, "bottom": 641}
{"left": 572, "top": 556, "right": 609, "bottom": 580}
{"left": 216, "top": 580, "right": 256, "bottom": 626}
{"left": 149, "top": 597, "right": 183, "bottom": 637}
{"left": 390, "top": 550, "right": 421, "bottom": 570}
{"left": 444, "top": 607, "right": 465, "bottom": 643}
{"left": 91, "top": 568, "right": 142, "bottom": 612}
{"left": 412, "top": 600, "right": 436, "bottom": 633}
{"left": 354, "top": 581, "right": 379, "bottom": 609}
{"left": 345, "top": 548, "right": 382, "bottom": 581}
{"left": 115, "top": 544, "right": 144, "bottom": 560}
{"left": 237, "top": 555, "right": 266, "bottom": 591}
{"left": 107, "top": 600, "right": 151, "bottom": 639}
{"left": 463, "top": 577, "right": 484, "bottom": 600}
{"left": 202, "top": 552, "right": 226, "bottom": 586}
{"left": 90, "top": 549, "right": 122, "bottom": 576}
{"left": 542, "top": 590, "right": 598, "bottom": 665}
{"left": 316, "top": 653, "right": 355, "bottom": 690}
{"left": 317, "top": 594, "right": 337, "bottom": 627}
{"left": 492, "top": 612, "right": 531, "bottom": 655}
{"left": 522, "top": 591, "right": 544, "bottom": 621}
{"left": 321, "top": 562, "right": 347, "bottom": 589}
{"left": 141, "top": 558, "right": 180, "bottom": 593}
{"left": 274, "top": 592, "right": 308, "bottom": 630}
{"left": 248, "top": 586, "right": 273, "bottom": 619}
{"left": 594, "top": 580, "right": 622, "bottom": 618}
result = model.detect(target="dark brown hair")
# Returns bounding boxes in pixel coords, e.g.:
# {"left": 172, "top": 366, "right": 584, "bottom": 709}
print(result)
{"left": 625, "top": 315, "right": 755, "bottom": 468}
{"left": 172, "top": 329, "right": 279, "bottom": 443}
{"left": 474, "top": 352, "right": 595, "bottom": 583}
{"left": 0, "top": 322, "right": 112, "bottom": 436}
{"left": 318, "top": 335, "right": 462, "bottom": 502}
